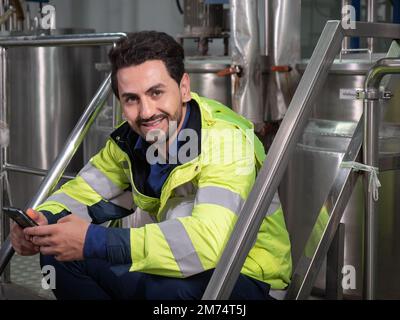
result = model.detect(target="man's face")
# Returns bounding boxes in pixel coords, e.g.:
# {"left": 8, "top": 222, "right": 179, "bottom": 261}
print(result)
{"left": 117, "top": 60, "right": 191, "bottom": 142}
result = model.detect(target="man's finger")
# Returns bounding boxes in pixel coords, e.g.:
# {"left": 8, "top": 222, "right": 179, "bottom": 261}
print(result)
{"left": 23, "top": 224, "right": 57, "bottom": 237}
{"left": 31, "top": 235, "right": 53, "bottom": 247}
{"left": 26, "top": 208, "right": 48, "bottom": 225}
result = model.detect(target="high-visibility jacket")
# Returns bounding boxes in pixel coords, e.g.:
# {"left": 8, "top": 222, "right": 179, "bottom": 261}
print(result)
{"left": 36, "top": 92, "right": 292, "bottom": 289}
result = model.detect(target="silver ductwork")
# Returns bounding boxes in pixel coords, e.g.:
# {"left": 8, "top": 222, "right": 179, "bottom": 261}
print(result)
{"left": 264, "top": 0, "right": 301, "bottom": 122}
{"left": 230, "top": 0, "right": 263, "bottom": 129}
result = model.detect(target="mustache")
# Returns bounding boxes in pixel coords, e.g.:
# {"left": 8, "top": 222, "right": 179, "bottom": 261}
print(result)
{"left": 137, "top": 113, "right": 168, "bottom": 126}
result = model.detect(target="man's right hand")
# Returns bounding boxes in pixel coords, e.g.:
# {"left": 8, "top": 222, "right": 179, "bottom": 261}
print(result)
{"left": 10, "top": 209, "right": 48, "bottom": 256}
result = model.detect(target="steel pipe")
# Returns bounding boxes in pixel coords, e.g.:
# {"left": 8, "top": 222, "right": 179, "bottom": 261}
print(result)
{"left": 0, "top": 32, "right": 127, "bottom": 47}
{"left": 367, "top": 0, "right": 377, "bottom": 52}
{"left": 0, "top": 46, "right": 8, "bottom": 282}
{"left": 3, "top": 163, "right": 75, "bottom": 180}
{"left": 362, "top": 58, "right": 400, "bottom": 300}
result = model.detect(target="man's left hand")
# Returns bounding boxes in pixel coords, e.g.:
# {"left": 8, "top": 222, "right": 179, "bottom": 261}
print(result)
{"left": 23, "top": 214, "right": 90, "bottom": 261}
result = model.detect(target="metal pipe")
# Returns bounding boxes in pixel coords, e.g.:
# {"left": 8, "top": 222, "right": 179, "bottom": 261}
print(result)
{"left": 362, "top": 57, "right": 400, "bottom": 300}
{"left": 343, "top": 21, "right": 400, "bottom": 39}
{"left": 202, "top": 20, "right": 344, "bottom": 300}
{"left": 264, "top": 0, "right": 269, "bottom": 56}
{"left": 0, "top": 32, "right": 127, "bottom": 47}
{"left": 367, "top": 0, "right": 377, "bottom": 52}
{"left": 3, "top": 163, "right": 75, "bottom": 180}
{"left": 0, "top": 74, "right": 112, "bottom": 276}
{"left": 0, "top": 46, "right": 9, "bottom": 282}
{"left": 364, "top": 58, "right": 400, "bottom": 89}
{"left": 363, "top": 99, "right": 379, "bottom": 300}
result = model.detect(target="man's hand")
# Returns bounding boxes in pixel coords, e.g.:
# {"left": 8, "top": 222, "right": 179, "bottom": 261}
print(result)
{"left": 10, "top": 209, "right": 48, "bottom": 256}
{"left": 24, "top": 214, "right": 90, "bottom": 261}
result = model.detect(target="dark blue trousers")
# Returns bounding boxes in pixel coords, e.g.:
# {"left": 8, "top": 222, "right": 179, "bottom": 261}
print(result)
{"left": 40, "top": 254, "right": 272, "bottom": 300}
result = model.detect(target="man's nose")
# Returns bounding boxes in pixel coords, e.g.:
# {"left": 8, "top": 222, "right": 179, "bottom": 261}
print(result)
{"left": 139, "top": 98, "right": 155, "bottom": 120}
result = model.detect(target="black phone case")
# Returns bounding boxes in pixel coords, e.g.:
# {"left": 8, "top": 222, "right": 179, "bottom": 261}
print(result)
{"left": 4, "top": 208, "right": 38, "bottom": 228}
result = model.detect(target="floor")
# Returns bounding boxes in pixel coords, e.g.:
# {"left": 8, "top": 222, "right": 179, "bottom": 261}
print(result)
{"left": 1, "top": 253, "right": 55, "bottom": 300}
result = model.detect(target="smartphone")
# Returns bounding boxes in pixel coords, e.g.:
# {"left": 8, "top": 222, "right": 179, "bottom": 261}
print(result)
{"left": 3, "top": 207, "right": 38, "bottom": 228}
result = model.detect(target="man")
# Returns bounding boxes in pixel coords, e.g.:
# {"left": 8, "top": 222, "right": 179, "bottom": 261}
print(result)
{"left": 11, "top": 31, "right": 292, "bottom": 300}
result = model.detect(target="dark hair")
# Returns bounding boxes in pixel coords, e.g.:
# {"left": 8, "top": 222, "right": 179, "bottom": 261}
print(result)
{"left": 108, "top": 31, "right": 185, "bottom": 98}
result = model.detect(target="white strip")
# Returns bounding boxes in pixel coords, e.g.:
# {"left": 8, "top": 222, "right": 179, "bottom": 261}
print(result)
{"left": 158, "top": 219, "right": 204, "bottom": 277}
{"left": 79, "top": 162, "right": 123, "bottom": 200}
{"left": 194, "top": 186, "right": 244, "bottom": 215}
{"left": 46, "top": 192, "right": 91, "bottom": 222}
{"left": 109, "top": 190, "right": 134, "bottom": 210}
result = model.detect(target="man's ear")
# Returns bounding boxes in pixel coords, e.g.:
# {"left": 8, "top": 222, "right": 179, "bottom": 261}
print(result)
{"left": 180, "top": 73, "right": 191, "bottom": 103}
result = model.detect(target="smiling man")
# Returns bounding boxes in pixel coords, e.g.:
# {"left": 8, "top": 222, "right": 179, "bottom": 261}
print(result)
{"left": 11, "top": 31, "right": 292, "bottom": 300}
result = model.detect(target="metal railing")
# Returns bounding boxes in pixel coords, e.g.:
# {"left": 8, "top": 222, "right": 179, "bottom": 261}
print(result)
{"left": 362, "top": 58, "right": 400, "bottom": 299}
{"left": 202, "top": 21, "right": 400, "bottom": 300}
{"left": 0, "top": 32, "right": 126, "bottom": 280}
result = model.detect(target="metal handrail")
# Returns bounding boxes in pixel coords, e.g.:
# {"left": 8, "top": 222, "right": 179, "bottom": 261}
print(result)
{"left": 0, "top": 32, "right": 126, "bottom": 278}
{"left": 202, "top": 21, "right": 400, "bottom": 300}
{"left": 362, "top": 58, "right": 400, "bottom": 299}
{"left": 0, "top": 33, "right": 127, "bottom": 47}
{"left": 3, "top": 163, "right": 75, "bottom": 180}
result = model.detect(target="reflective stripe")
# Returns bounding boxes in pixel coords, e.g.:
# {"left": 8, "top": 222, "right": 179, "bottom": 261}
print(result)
{"left": 110, "top": 191, "right": 134, "bottom": 210}
{"left": 158, "top": 219, "right": 204, "bottom": 277}
{"left": 46, "top": 193, "right": 91, "bottom": 222}
{"left": 160, "top": 195, "right": 195, "bottom": 221}
{"left": 79, "top": 162, "right": 123, "bottom": 200}
{"left": 194, "top": 186, "right": 244, "bottom": 215}
{"left": 266, "top": 192, "right": 281, "bottom": 217}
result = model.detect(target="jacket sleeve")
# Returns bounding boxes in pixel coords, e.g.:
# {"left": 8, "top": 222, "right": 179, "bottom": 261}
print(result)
{"left": 129, "top": 127, "right": 258, "bottom": 277}
{"left": 35, "top": 138, "right": 135, "bottom": 224}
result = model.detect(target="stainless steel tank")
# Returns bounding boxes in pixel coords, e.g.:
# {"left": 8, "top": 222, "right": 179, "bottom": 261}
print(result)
{"left": 290, "top": 53, "right": 400, "bottom": 299}
{"left": 7, "top": 29, "right": 102, "bottom": 209}
{"left": 185, "top": 57, "right": 232, "bottom": 107}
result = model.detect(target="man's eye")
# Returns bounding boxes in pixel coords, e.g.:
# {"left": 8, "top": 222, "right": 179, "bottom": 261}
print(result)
{"left": 126, "top": 96, "right": 138, "bottom": 103}
{"left": 152, "top": 90, "right": 162, "bottom": 97}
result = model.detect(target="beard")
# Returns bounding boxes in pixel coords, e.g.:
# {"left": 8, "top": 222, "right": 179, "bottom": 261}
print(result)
{"left": 135, "top": 102, "right": 184, "bottom": 144}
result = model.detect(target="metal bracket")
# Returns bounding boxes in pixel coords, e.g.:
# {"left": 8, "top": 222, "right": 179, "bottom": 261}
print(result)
{"left": 356, "top": 89, "right": 393, "bottom": 100}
